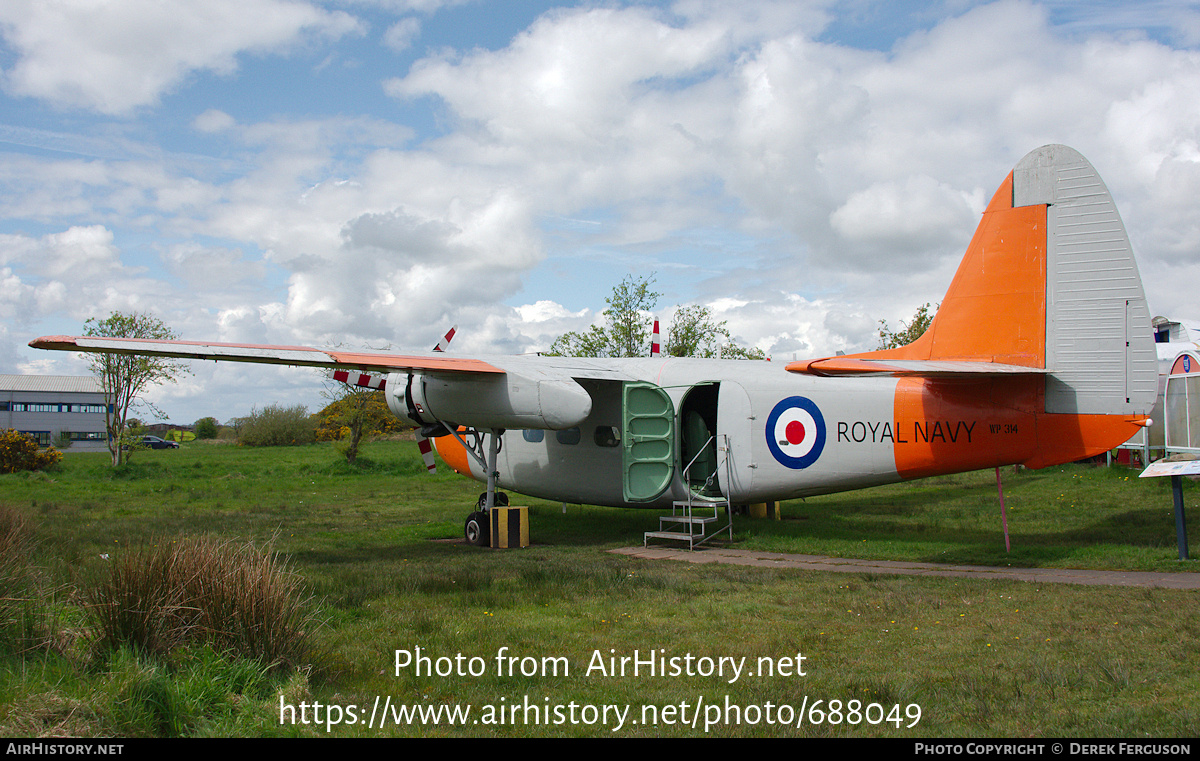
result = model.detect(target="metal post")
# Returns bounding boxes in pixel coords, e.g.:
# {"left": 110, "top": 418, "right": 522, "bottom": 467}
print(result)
{"left": 1173, "top": 474, "right": 1189, "bottom": 561}
{"left": 485, "top": 429, "right": 501, "bottom": 511}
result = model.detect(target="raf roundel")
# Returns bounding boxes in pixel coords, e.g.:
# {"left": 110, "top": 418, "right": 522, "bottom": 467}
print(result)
{"left": 765, "top": 396, "right": 826, "bottom": 469}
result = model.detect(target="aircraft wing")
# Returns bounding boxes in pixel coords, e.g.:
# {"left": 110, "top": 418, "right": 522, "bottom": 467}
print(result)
{"left": 28, "top": 335, "right": 505, "bottom": 375}
{"left": 787, "top": 357, "right": 1050, "bottom": 377}
{"left": 28, "top": 334, "right": 619, "bottom": 432}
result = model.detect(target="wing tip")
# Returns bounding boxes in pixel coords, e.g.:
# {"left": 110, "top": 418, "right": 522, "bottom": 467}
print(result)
{"left": 29, "top": 335, "right": 80, "bottom": 350}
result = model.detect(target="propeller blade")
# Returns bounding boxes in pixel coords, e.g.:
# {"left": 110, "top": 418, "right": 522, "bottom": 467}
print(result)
{"left": 330, "top": 369, "right": 387, "bottom": 389}
{"left": 416, "top": 432, "right": 437, "bottom": 474}
{"left": 433, "top": 325, "right": 457, "bottom": 353}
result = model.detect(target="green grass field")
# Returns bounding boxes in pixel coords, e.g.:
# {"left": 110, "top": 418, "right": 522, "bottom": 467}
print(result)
{"left": 1, "top": 440, "right": 1197, "bottom": 737}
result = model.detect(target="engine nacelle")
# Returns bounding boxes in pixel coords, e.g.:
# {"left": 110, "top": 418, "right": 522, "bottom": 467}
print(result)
{"left": 385, "top": 371, "right": 592, "bottom": 431}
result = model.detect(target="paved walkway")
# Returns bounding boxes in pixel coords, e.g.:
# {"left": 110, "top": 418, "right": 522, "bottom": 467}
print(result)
{"left": 609, "top": 546, "right": 1200, "bottom": 589}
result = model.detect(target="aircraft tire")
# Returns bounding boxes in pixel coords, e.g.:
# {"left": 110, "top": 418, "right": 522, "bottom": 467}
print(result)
{"left": 465, "top": 511, "right": 490, "bottom": 547}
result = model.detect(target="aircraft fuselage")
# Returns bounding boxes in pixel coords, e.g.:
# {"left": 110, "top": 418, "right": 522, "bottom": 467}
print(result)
{"left": 432, "top": 356, "right": 1137, "bottom": 509}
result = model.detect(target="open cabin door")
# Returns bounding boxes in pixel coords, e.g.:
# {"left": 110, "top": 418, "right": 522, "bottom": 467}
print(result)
{"left": 678, "top": 381, "right": 754, "bottom": 502}
{"left": 622, "top": 381, "right": 675, "bottom": 502}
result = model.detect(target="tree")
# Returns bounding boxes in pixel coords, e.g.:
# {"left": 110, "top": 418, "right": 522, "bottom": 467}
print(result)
{"left": 548, "top": 275, "right": 764, "bottom": 360}
{"left": 194, "top": 417, "right": 218, "bottom": 440}
{"left": 666, "top": 304, "right": 767, "bottom": 360}
{"left": 877, "top": 303, "right": 937, "bottom": 350}
{"left": 315, "top": 385, "right": 400, "bottom": 464}
{"left": 84, "top": 312, "right": 189, "bottom": 466}
{"left": 548, "top": 274, "right": 662, "bottom": 358}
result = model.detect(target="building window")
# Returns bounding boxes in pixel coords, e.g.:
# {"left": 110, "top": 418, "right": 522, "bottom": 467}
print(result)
{"left": 20, "top": 431, "right": 52, "bottom": 446}
{"left": 3, "top": 401, "right": 107, "bottom": 413}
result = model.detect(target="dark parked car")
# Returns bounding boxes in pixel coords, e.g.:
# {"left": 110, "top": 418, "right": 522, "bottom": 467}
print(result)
{"left": 140, "top": 435, "right": 180, "bottom": 449}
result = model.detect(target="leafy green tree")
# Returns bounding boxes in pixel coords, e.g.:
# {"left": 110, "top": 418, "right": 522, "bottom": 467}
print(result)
{"left": 548, "top": 275, "right": 764, "bottom": 360}
{"left": 194, "top": 417, "right": 218, "bottom": 439}
{"left": 84, "top": 312, "right": 189, "bottom": 466}
{"left": 877, "top": 303, "right": 937, "bottom": 350}
{"left": 548, "top": 274, "right": 663, "bottom": 358}
{"left": 666, "top": 304, "right": 766, "bottom": 360}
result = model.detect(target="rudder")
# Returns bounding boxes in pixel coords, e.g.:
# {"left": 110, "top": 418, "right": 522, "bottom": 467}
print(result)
{"left": 1012, "top": 145, "right": 1156, "bottom": 415}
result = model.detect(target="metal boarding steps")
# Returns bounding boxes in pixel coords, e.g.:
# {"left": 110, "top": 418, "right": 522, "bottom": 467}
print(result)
{"left": 643, "top": 434, "right": 734, "bottom": 550}
{"left": 643, "top": 496, "right": 733, "bottom": 550}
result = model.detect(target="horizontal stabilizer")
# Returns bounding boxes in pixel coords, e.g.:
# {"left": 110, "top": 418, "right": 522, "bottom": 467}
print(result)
{"left": 787, "top": 357, "right": 1051, "bottom": 377}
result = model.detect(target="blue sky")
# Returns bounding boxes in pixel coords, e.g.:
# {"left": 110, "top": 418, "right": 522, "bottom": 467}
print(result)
{"left": 2, "top": 0, "right": 1199, "bottom": 423}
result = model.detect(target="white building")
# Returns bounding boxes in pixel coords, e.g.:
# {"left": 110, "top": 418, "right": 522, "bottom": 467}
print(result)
{"left": 0, "top": 375, "right": 109, "bottom": 452}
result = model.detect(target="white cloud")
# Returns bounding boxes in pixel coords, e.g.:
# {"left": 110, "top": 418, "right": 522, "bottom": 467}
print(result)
{"left": 0, "top": 0, "right": 363, "bottom": 114}
{"left": 193, "top": 109, "right": 236, "bottom": 133}
{"left": 0, "top": 226, "right": 168, "bottom": 328}
{"left": 383, "top": 17, "right": 421, "bottom": 52}
{"left": 829, "top": 175, "right": 981, "bottom": 267}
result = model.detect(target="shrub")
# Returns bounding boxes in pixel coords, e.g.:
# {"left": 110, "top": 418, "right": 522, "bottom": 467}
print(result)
{"left": 0, "top": 429, "right": 62, "bottom": 473}
{"left": 85, "top": 536, "right": 318, "bottom": 669}
{"left": 235, "top": 405, "right": 316, "bottom": 447}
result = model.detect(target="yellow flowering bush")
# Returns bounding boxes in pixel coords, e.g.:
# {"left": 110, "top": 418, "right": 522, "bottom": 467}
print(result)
{"left": 0, "top": 429, "right": 63, "bottom": 474}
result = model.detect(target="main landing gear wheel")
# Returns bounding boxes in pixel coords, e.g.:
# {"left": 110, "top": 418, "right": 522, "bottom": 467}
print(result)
{"left": 476, "top": 491, "right": 509, "bottom": 509}
{"left": 465, "top": 511, "right": 490, "bottom": 547}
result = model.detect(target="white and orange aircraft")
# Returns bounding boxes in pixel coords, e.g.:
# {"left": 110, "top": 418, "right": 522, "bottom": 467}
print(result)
{"left": 31, "top": 145, "right": 1158, "bottom": 545}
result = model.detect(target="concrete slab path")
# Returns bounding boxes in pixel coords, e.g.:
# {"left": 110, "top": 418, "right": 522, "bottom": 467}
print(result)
{"left": 609, "top": 546, "right": 1200, "bottom": 589}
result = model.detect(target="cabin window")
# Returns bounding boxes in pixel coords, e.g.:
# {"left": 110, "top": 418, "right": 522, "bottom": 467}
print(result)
{"left": 555, "top": 427, "right": 581, "bottom": 445}
{"left": 522, "top": 429, "right": 544, "bottom": 443}
{"left": 593, "top": 426, "right": 620, "bottom": 447}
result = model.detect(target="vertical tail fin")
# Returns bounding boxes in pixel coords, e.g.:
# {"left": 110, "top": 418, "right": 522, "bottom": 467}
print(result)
{"left": 858, "top": 145, "right": 1157, "bottom": 416}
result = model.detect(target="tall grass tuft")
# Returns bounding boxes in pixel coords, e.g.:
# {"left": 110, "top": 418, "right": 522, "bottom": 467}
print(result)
{"left": 0, "top": 505, "right": 54, "bottom": 653}
{"left": 86, "top": 536, "right": 319, "bottom": 669}
{"left": 107, "top": 645, "right": 278, "bottom": 737}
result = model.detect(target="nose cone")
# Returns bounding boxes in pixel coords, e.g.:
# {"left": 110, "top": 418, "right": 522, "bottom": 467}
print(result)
{"left": 538, "top": 379, "right": 593, "bottom": 429}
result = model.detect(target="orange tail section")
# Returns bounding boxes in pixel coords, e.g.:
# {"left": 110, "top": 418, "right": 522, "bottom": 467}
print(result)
{"left": 868, "top": 172, "right": 1048, "bottom": 368}
{"left": 826, "top": 146, "right": 1158, "bottom": 472}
